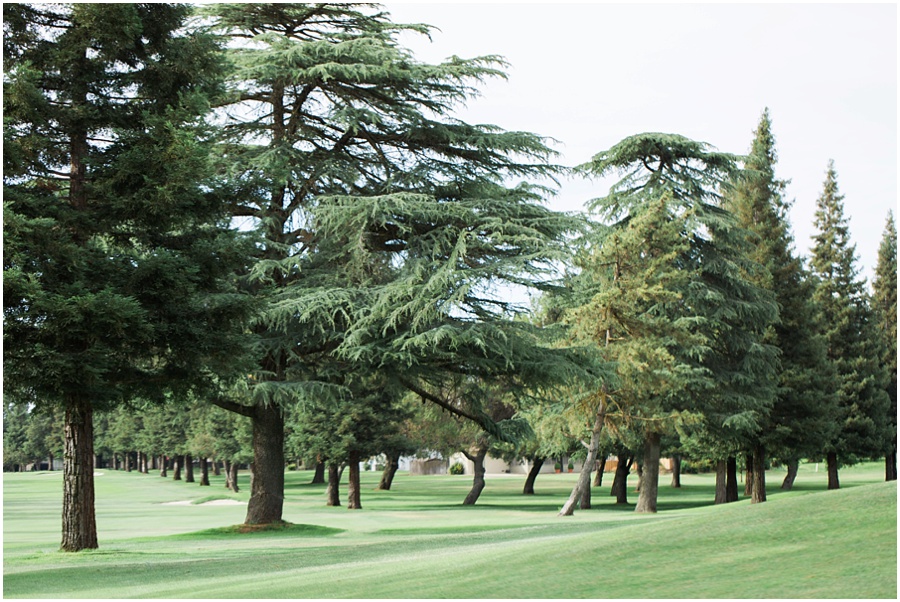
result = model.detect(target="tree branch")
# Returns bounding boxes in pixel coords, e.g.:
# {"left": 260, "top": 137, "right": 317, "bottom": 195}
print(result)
{"left": 210, "top": 396, "right": 256, "bottom": 418}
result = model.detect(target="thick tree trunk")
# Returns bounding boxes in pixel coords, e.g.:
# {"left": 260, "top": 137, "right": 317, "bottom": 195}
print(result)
{"left": 326, "top": 463, "right": 342, "bottom": 507}
{"left": 347, "top": 451, "right": 362, "bottom": 509}
{"left": 173, "top": 457, "right": 182, "bottom": 481}
{"left": 671, "top": 455, "right": 682, "bottom": 488}
{"left": 462, "top": 446, "right": 488, "bottom": 506}
{"left": 378, "top": 452, "right": 401, "bottom": 491}
{"left": 125, "top": 452, "right": 132, "bottom": 473}
{"left": 726, "top": 456, "right": 739, "bottom": 502}
{"left": 184, "top": 454, "right": 194, "bottom": 483}
{"left": 885, "top": 452, "right": 897, "bottom": 481}
{"left": 199, "top": 457, "right": 210, "bottom": 486}
{"left": 715, "top": 460, "right": 727, "bottom": 504}
{"left": 594, "top": 455, "right": 607, "bottom": 487}
{"left": 560, "top": 401, "right": 606, "bottom": 516}
{"left": 826, "top": 451, "right": 840, "bottom": 490}
{"left": 311, "top": 460, "right": 326, "bottom": 485}
{"left": 610, "top": 455, "right": 632, "bottom": 504}
{"left": 781, "top": 458, "right": 799, "bottom": 490}
{"left": 635, "top": 432, "right": 661, "bottom": 514}
{"left": 211, "top": 459, "right": 220, "bottom": 476}
{"left": 750, "top": 444, "right": 766, "bottom": 504}
{"left": 61, "top": 397, "right": 98, "bottom": 552}
{"left": 159, "top": 456, "right": 168, "bottom": 478}
{"left": 224, "top": 460, "right": 233, "bottom": 489}
{"left": 522, "top": 456, "right": 545, "bottom": 495}
{"left": 245, "top": 403, "right": 285, "bottom": 524}
{"left": 48, "top": 452, "right": 54, "bottom": 472}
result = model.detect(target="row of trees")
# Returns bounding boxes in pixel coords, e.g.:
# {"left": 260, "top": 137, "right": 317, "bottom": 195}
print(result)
{"left": 4, "top": 3, "right": 896, "bottom": 552}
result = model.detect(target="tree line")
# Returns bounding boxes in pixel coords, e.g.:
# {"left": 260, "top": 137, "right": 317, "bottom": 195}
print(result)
{"left": 3, "top": 3, "right": 896, "bottom": 552}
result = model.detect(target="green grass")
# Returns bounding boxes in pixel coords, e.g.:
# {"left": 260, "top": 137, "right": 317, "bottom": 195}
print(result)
{"left": 3, "top": 462, "right": 896, "bottom": 598}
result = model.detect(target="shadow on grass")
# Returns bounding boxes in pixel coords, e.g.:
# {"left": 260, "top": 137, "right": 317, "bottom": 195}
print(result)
{"left": 171, "top": 522, "right": 345, "bottom": 539}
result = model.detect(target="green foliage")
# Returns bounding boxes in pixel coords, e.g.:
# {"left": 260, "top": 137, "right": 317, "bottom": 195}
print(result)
{"left": 449, "top": 462, "right": 465, "bottom": 475}
{"left": 810, "top": 163, "right": 892, "bottom": 463}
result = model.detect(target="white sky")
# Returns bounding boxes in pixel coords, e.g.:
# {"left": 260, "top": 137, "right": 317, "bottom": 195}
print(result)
{"left": 385, "top": 2, "right": 898, "bottom": 283}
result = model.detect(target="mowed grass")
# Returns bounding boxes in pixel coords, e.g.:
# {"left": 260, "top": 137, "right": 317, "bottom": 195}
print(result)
{"left": 3, "top": 462, "right": 896, "bottom": 598}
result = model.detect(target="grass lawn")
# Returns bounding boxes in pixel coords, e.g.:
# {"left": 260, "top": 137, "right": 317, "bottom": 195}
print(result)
{"left": 3, "top": 461, "right": 896, "bottom": 598}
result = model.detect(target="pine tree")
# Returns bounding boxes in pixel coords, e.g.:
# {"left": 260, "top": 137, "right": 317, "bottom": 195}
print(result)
{"left": 574, "top": 133, "right": 779, "bottom": 512}
{"left": 873, "top": 213, "right": 897, "bottom": 480}
{"left": 3, "top": 4, "right": 251, "bottom": 550}
{"left": 723, "top": 109, "right": 838, "bottom": 498}
{"left": 809, "top": 161, "right": 891, "bottom": 489}
{"left": 203, "top": 4, "right": 595, "bottom": 524}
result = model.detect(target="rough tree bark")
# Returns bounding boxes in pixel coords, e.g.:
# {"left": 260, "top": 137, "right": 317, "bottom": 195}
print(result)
{"left": 610, "top": 455, "right": 632, "bottom": 504}
{"left": 671, "top": 455, "right": 682, "bottom": 488}
{"left": 245, "top": 403, "right": 285, "bottom": 523}
{"left": 522, "top": 456, "right": 545, "bottom": 495}
{"left": 594, "top": 455, "right": 607, "bottom": 487}
{"left": 462, "top": 446, "right": 488, "bottom": 506}
{"left": 744, "top": 453, "right": 754, "bottom": 497}
{"left": 726, "top": 456, "right": 739, "bottom": 502}
{"left": 635, "top": 431, "right": 661, "bottom": 514}
{"left": 750, "top": 444, "right": 766, "bottom": 504}
{"left": 311, "top": 459, "right": 326, "bottom": 485}
{"left": 781, "top": 458, "right": 799, "bottom": 490}
{"left": 347, "top": 451, "right": 362, "bottom": 509}
{"left": 326, "top": 463, "right": 343, "bottom": 507}
{"left": 826, "top": 451, "right": 840, "bottom": 490}
{"left": 184, "top": 454, "right": 195, "bottom": 483}
{"left": 224, "top": 460, "right": 233, "bottom": 489}
{"left": 199, "top": 457, "right": 210, "bottom": 486}
{"left": 560, "top": 400, "right": 607, "bottom": 516}
{"left": 886, "top": 452, "right": 897, "bottom": 482}
{"left": 377, "top": 452, "right": 401, "bottom": 491}
{"left": 715, "top": 460, "right": 727, "bottom": 504}
{"left": 61, "top": 396, "right": 98, "bottom": 552}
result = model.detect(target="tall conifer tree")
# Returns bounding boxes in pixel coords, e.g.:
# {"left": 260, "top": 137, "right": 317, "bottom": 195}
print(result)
{"left": 873, "top": 212, "right": 897, "bottom": 481}
{"left": 723, "top": 109, "right": 837, "bottom": 498}
{"left": 3, "top": 4, "right": 250, "bottom": 550}
{"left": 809, "top": 161, "right": 891, "bottom": 489}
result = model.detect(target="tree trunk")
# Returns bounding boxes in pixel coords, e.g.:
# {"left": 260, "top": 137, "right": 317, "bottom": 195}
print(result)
{"left": 229, "top": 462, "right": 240, "bottom": 493}
{"left": 347, "top": 451, "right": 362, "bottom": 509}
{"left": 744, "top": 453, "right": 754, "bottom": 497}
{"left": 212, "top": 459, "right": 220, "bottom": 476}
{"left": 199, "top": 457, "right": 210, "bottom": 486}
{"left": 826, "top": 451, "right": 840, "bottom": 490}
{"left": 244, "top": 403, "right": 285, "bottom": 524}
{"left": 462, "top": 446, "right": 488, "bottom": 506}
{"left": 726, "top": 456, "right": 739, "bottom": 502}
{"left": 594, "top": 455, "right": 607, "bottom": 487}
{"left": 522, "top": 456, "right": 545, "bottom": 495}
{"left": 224, "top": 460, "right": 233, "bottom": 489}
{"left": 326, "top": 463, "right": 342, "bottom": 507}
{"left": 311, "top": 460, "right": 326, "bottom": 485}
{"left": 781, "top": 458, "right": 799, "bottom": 490}
{"left": 671, "top": 455, "right": 682, "bottom": 488}
{"left": 715, "top": 459, "right": 727, "bottom": 504}
{"left": 378, "top": 452, "right": 401, "bottom": 491}
{"left": 61, "top": 396, "right": 98, "bottom": 552}
{"left": 635, "top": 431, "right": 661, "bottom": 513}
{"left": 634, "top": 460, "right": 643, "bottom": 492}
{"left": 610, "top": 455, "right": 632, "bottom": 504}
{"left": 48, "top": 451, "right": 54, "bottom": 472}
{"left": 886, "top": 451, "right": 897, "bottom": 481}
{"left": 184, "top": 454, "right": 194, "bottom": 483}
{"left": 750, "top": 444, "right": 766, "bottom": 503}
{"left": 560, "top": 400, "right": 606, "bottom": 516}
{"left": 125, "top": 452, "right": 132, "bottom": 473}
{"left": 159, "top": 456, "right": 168, "bottom": 478}
{"left": 173, "top": 457, "right": 182, "bottom": 481}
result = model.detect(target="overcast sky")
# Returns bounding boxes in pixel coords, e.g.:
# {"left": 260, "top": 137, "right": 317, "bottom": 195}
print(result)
{"left": 385, "top": 2, "right": 897, "bottom": 283}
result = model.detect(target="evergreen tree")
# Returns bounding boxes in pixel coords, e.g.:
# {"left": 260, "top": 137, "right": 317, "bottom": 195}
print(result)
{"left": 574, "top": 133, "right": 779, "bottom": 512}
{"left": 3, "top": 4, "right": 251, "bottom": 550}
{"left": 203, "top": 4, "right": 595, "bottom": 524}
{"left": 873, "top": 212, "right": 897, "bottom": 481}
{"left": 723, "top": 109, "right": 838, "bottom": 498}
{"left": 809, "top": 161, "right": 891, "bottom": 489}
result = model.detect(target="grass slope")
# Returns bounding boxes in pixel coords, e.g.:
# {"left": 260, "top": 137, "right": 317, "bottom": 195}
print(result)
{"left": 3, "top": 463, "right": 896, "bottom": 598}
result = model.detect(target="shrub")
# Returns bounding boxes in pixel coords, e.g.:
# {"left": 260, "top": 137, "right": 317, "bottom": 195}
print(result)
{"left": 449, "top": 462, "right": 465, "bottom": 475}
